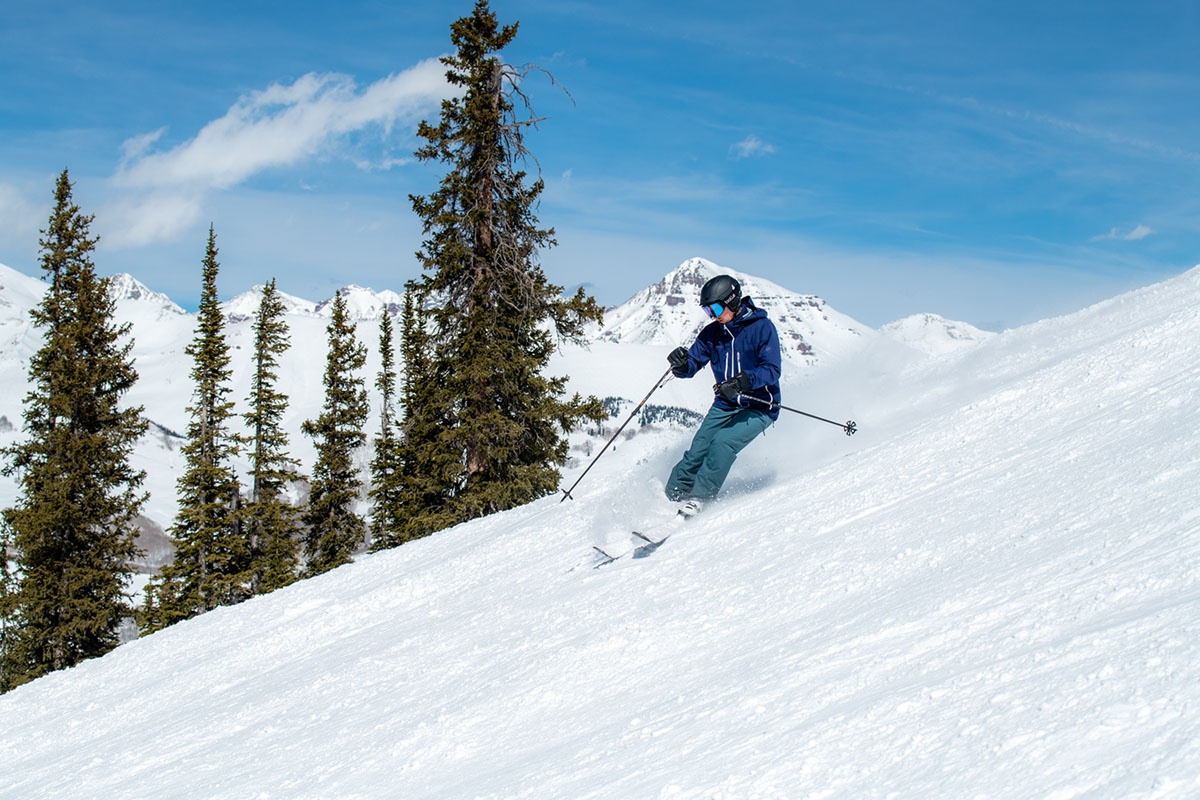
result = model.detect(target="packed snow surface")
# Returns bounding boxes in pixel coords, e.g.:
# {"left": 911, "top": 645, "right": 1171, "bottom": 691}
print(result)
{"left": 2, "top": 266, "right": 1200, "bottom": 798}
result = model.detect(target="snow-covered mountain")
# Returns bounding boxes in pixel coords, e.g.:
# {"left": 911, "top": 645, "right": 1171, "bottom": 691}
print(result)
{"left": 221, "top": 284, "right": 322, "bottom": 322}
{"left": 107, "top": 273, "right": 187, "bottom": 319}
{"left": 222, "top": 282, "right": 406, "bottom": 323}
{"left": 597, "top": 256, "right": 872, "bottom": 368}
{"left": 0, "top": 263, "right": 48, "bottom": 359}
{"left": 2, "top": 264, "right": 1198, "bottom": 798}
{"left": 313, "top": 283, "right": 405, "bottom": 320}
{"left": 0, "top": 265, "right": 53, "bottom": 433}
{"left": 880, "top": 312, "right": 996, "bottom": 356}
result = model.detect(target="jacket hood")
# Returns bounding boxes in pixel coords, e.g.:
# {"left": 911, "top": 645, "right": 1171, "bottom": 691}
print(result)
{"left": 725, "top": 296, "right": 768, "bottom": 331}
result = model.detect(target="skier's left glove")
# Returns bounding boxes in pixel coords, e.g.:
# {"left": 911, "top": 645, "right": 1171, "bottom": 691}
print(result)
{"left": 716, "top": 372, "right": 751, "bottom": 402}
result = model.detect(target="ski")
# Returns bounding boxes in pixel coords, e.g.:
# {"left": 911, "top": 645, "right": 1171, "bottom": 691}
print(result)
{"left": 591, "top": 532, "right": 660, "bottom": 567}
{"left": 591, "top": 526, "right": 677, "bottom": 568}
{"left": 631, "top": 530, "right": 670, "bottom": 558}
{"left": 592, "top": 545, "right": 621, "bottom": 566}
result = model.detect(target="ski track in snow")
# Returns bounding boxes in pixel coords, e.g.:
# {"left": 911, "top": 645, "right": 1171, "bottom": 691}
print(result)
{"left": 2, "top": 269, "right": 1200, "bottom": 798}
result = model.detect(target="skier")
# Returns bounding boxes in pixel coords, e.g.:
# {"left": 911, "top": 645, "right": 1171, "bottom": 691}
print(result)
{"left": 665, "top": 274, "right": 781, "bottom": 517}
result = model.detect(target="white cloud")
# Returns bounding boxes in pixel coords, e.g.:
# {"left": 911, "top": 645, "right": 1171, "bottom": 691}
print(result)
{"left": 350, "top": 155, "right": 413, "bottom": 172}
{"left": 730, "top": 134, "right": 777, "bottom": 160}
{"left": 0, "top": 183, "right": 45, "bottom": 245}
{"left": 104, "top": 58, "right": 450, "bottom": 249}
{"left": 119, "top": 127, "right": 167, "bottom": 168}
{"left": 1090, "top": 224, "right": 1156, "bottom": 242}
{"left": 103, "top": 192, "right": 204, "bottom": 251}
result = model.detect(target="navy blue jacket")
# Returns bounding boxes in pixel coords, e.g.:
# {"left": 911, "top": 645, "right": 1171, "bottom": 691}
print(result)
{"left": 677, "top": 297, "right": 782, "bottom": 420}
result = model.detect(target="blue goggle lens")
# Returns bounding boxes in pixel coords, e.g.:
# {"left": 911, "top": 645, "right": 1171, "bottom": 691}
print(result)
{"left": 703, "top": 302, "right": 724, "bottom": 318}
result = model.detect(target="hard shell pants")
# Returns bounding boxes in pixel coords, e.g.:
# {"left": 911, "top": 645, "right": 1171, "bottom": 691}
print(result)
{"left": 665, "top": 406, "right": 773, "bottom": 502}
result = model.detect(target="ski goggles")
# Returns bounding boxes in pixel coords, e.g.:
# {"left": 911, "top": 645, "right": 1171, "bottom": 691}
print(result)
{"left": 702, "top": 301, "right": 725, "bottom": 318}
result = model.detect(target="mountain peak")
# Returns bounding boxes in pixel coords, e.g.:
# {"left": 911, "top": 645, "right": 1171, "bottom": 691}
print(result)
{"left": 596, "top": 258, "right": 871, "bottom": 369}
{"left": 107, "top": 273, "right": 186, "bottom": 316}
{"left": 662, "top": 256, "right": 723, "bottom": 287}
{"left": 879, "top": 313, "right": 995, "bottom": 357}
{"left": 314, "top": 285, "right": 403, "bottom": 320}
{"left": 222, "top": 285, "right": 318, "bottom": 322}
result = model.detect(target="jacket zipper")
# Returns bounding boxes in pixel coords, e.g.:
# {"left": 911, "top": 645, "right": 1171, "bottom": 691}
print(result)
{"left": 722, "top": 323, "right": 741, "bottom": 406}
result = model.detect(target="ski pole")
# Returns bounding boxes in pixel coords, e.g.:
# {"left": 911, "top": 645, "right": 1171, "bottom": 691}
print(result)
{"left": 738, "top": 393, "right": 857, "bottom": 436}
{"left": 560, "top": 367, "right": 675, "bottom": 502}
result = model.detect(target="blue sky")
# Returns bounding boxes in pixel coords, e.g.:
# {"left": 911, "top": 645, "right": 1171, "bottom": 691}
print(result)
{"left": 2, "top": 0, "right": 1198, "bottom": 329}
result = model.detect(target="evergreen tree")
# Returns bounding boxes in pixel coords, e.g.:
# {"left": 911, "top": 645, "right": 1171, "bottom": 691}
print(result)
{"left": 1, "top": 524, "right": 17, "bottom": 692}
{"left": 301, "top": 291, "right": 368, "bottom": 575}
{"left": 243, "top": 280, "right": 301, "bottom": 593}
{"left": 0, "top": 169, "right": 147, "bottom": 688}
{"left": 390, "top": 285, "right": 459, "bottom": 541}
{"left": 367, "top": 311, "right": 405, "bottom": 551}
{"left": 404, "top": 0, "right": 603, "bottom": 534}
{"left": 142, "top": 226, "right": 244, "bottom": 632}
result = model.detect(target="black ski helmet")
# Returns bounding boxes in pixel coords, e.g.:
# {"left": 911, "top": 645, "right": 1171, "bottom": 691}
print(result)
{"left": 699, "top": 274, "right": 742, "bottom": 316}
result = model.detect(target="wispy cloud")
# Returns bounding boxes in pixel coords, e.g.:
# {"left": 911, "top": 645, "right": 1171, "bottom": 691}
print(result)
{"left": 730, "top": 134, "right": 777, "bottom": 160}
{"left": 350, "top": 155, "right": 413, "bottom": 172}
{"left": 103, "top": 192, "right": 205, "bottom": 251}
{"left": 0, "top": 183, "right": 45, "bottom": 247}
{"left": 104, "top": 58, "right": 450, "bottom": 248}
{"left": 1090, "top": 224, "right": 1155, "bottom": 242}
{"left": 119, "top": 127, "right": 167, "bottom": 168}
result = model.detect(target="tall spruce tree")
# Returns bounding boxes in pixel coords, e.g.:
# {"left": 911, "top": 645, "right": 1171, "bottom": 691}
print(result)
{"left": 243, "top": 280, "right": 301, "bottom": 593}
{"left": 0, "top": 529, "right": 14, "bottom": 692}
{"left": 0, "top": 169, "right": 147, "bottom": 689}
{"left": 387, "top": 286, "right": 459, "bottom": 543}
{"left": 141, "top": 226, "right": 244, "bottom": 632}
{"left": 403, "top": 0, "right": 603, "bottom": 534}
{"left": 301, "top": 291, "right": 368, "bottom": 575}
{"left": 367, "top": 312, "right": 405, "bottom": 551}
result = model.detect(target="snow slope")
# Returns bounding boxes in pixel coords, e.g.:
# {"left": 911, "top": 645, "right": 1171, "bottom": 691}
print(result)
{"left": 2, "top": 267, "right": 1198, "bottom": 798}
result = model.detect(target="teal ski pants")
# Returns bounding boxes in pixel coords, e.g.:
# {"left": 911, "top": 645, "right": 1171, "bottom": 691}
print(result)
{"left": 665, "top": 406, "right": 773, "bottom": 502}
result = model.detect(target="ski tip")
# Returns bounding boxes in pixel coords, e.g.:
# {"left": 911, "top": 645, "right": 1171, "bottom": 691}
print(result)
{"left": 592, "top": 545, "right": 618, "bottom": 565}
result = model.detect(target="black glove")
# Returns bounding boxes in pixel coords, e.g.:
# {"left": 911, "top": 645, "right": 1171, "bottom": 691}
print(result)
{"left": 716, "top": 372, "right": 752, "bottom": 402}
{"left": 667, "top": 346, "right": 690, "bottom": 377}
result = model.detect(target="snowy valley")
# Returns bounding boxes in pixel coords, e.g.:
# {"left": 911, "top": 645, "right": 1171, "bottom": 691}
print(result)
{"left": 1, "top": 258, "right": 1198, "bottom": 798}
